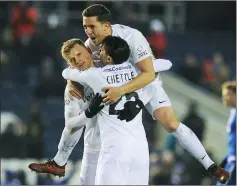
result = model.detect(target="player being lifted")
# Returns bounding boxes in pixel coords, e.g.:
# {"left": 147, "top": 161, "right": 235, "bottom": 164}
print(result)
{"left": 76, "top": 4, "right": 228, "bottom": 183}
{"left": 62, "top": 36, "right": 153, "bottom": 185}
{"left": 28, "top": 39, "right": 171, "bottom": 184}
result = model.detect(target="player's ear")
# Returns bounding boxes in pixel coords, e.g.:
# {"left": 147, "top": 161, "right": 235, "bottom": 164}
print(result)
{"left": 104, "top": 22, "right": 110, "bottom": 31}
{"left": 107, "top": 56, "right": 112, "bottom": 64}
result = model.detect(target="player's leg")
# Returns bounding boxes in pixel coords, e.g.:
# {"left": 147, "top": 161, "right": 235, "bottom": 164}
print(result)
{"left": 79, "top": 150, "right": 100, "bottom": 185}
{"left": 145, "top": 79, "right": 229, "bottom": 183}
{"left": 28, "top": 127, "right": 83, "bottom": 177}
{"left": 53, "top": 127, "right": 83, "bottom": 166}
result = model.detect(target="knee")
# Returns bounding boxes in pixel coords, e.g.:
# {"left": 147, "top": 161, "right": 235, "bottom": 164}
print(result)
{"left": 65, "top": 125, "right": 73, "bottom": 135}
{"left": 65, "top": 122, "right": 75, "bottom": 135}
{"left": 153, "top": 107, "right": 180, "bottom": 133}
{"left": 66, "top": 123, "right": 82, "bottom": 135}
{"left": 163, "top": 120, "right": 179, "bottom": 133}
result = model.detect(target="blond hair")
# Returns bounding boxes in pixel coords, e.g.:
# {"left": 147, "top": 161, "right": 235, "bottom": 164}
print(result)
{"left": 61, "top": 38, "right": 85, "bottom": 62}
{"left": 222, "top": 80, "right": 236, "bottom": 94}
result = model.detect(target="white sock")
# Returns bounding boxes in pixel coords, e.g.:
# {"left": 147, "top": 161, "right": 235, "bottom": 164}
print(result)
{"left": 172, "top": 123, "right": 214, "bottom": 169}
{"left": 53, "top": 127, "right": 83, "bottom": 166}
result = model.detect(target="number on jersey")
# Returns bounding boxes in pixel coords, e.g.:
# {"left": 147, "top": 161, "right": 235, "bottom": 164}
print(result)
{"left": 109, "top": 92, "right": 144, "bottom": 121}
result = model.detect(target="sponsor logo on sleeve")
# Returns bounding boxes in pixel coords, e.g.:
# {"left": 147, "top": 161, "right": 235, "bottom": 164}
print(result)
{"left": 137, "top": 45, "right": 144, "bottom": 52}
{"left": 138, "top": 50, "right": 148, "bottom": 58}
{"left": 137, "top": 45, "right": 148, "bottom": 58}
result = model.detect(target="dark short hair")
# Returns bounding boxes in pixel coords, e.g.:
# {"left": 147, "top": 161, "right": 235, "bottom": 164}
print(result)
{"left": 82, "top": 4, "right": 111, "bottom": 23}
{"left": 102, "top": 36, "right": 130, "bottom": 64}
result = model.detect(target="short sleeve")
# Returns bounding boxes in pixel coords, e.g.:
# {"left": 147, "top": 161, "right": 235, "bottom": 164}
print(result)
{"left": 130, "top": 30, "right": 153, "bottom": 64}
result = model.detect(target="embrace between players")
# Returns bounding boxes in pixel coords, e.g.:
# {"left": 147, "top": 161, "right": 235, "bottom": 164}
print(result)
{"left": 29, "top": 4, "right": 230, "bottom": 185}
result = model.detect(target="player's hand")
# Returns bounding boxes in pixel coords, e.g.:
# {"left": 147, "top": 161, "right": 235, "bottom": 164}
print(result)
{"left": 117, "top": 99, "right": 144, "bottom": 122}
{"left": 68, "top": 80, "right": 84, "bottom": 100}
{"left": 85, "top": 93, "right": 104, "bottom": 118}
{"left": 102, "top": 86, "right": 123, "bottom": 105}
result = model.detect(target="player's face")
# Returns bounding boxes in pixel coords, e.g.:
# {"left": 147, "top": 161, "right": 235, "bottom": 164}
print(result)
{"left": 83, "top": 16, "right": 109, "bottom": 46}
{"left": 222, "top": 88, "right": 236, "bottom": 107}
{"left": 68, "top": 44, "right": 93, "bottom": 71}
{"left": 99, "top": 45, "right": 112, "bottom": 65}
{"left": 99, "top": 45, "right": 108, "bottom": 65}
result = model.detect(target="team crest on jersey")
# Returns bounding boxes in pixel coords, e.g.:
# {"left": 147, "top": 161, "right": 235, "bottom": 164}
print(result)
{"left": 137, "top": 45, "right": 144, "bottom": 52}
{"left": 136, "top": 45, "right": 148, "bottom": 58}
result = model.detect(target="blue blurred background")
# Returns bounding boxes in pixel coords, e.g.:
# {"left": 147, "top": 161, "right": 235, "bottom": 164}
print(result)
{"left": 0, "top": 1, "right": 236, "bottom": 185}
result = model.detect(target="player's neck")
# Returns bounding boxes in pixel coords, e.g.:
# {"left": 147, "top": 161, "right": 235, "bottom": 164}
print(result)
{"left": 105, "top": 26, "right": 112, "bottom": 37}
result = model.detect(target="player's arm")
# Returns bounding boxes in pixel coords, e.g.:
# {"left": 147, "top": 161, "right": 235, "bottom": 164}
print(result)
{"left": 120, "top": 31, "right": 158, "bottom": 94}
{"left": 153, "top": 59, "right": 172, "bottom": 72}
{"left": 121, "top": 56, "right": 155, "bottom": 94}
{"left": 64, "top": 85, "right": 87, "bottom": 134}
{"left": 62, "top": 68, "right": 85, "bottom": 85}
{"left": 66, "top": 93, "right": 104, "bottom": 133}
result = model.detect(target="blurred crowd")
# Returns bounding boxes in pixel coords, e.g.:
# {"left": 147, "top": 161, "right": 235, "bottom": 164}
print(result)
{"left": 179, "top": 52, "right": 232, "bottom": 95}
{"left": 0, "top": 1, "right": 235, "bottom": 185}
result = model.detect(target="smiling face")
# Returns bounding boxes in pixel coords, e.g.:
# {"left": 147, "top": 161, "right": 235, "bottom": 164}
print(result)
{"left": 83, "top": 16, "right": 110, "bottom": 46}
{"left": 67, "top": 44, "right": 93, "bottom": 71}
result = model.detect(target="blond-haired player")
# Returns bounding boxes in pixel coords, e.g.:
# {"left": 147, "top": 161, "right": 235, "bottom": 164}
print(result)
{"left": 29, "top": 39, "right": 102, "bottom": 185}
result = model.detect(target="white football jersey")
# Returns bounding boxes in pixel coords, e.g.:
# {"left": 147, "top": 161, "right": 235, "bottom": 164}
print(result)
{"left": 64, "top": 84, "right": 100, "bottom": 151}
{"left": 85, "top": 24, "right": 155, "bottom": 73}
{"left": 62, "top": 62, "right": 153, "bottom": 146}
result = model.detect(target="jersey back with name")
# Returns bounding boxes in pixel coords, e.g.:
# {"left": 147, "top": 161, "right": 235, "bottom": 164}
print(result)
{"left": 79, "top": 62, "right": 150, "bottom": 145}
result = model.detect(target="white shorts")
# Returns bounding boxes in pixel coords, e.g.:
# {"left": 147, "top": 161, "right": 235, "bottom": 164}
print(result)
{"left": 95, "top": 139, "right": 149, "bottom": 185}
{"left": 80, "top": 150, "right": 100, "bottom": 185}
{"left": 145, "top": 77, "right": 172, "bottom": 118}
